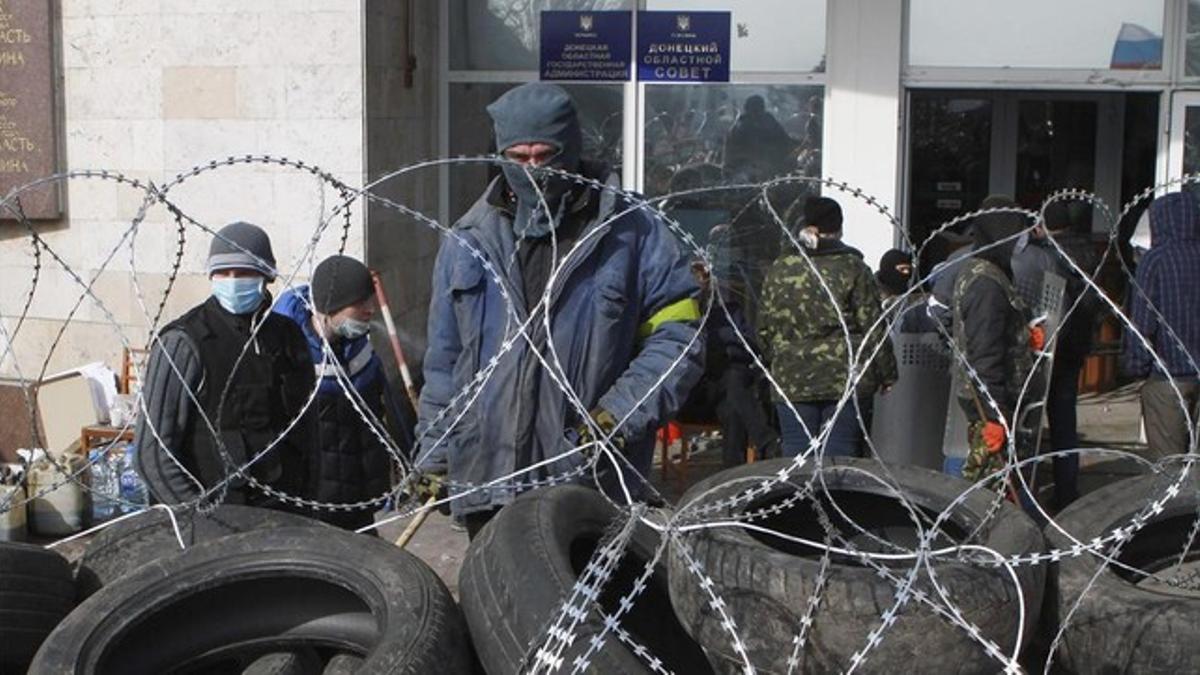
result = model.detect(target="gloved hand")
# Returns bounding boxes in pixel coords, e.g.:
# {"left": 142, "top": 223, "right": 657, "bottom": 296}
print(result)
{"left": 577, "top": 408, "right": 624, "bottom": 449}
{"left": 410, "top": 471, "right": 446, "bottom": 503}
{"left": 1028, "top": 324, "right": 1046, "bottom": 352}
{"left": 981, "top": 420, "right": 1007, "bottom": 453}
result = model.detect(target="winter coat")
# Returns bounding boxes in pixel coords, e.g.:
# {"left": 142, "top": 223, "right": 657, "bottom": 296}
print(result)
{"left": 758, "top": 240, "right": 898, "bottom": 402}
{"left": 1124, "top": 192, "right": 1200, "bottom": 378}
{"left": 273, "top": 287, "right": 411, "bottom": 518}
{"left": 416, "top": 172, "right": 705, "bottom": 516}
{"left": 951, "top": 258, "right": 1032, "bottom": 420}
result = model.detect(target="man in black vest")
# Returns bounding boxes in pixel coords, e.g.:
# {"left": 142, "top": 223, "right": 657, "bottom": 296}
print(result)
{"left": 134, "top": 222, "right": 315, "bottom": 508}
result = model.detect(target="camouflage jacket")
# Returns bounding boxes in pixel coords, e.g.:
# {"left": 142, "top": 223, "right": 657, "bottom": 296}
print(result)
{"left": 758, "top": 243, "right": 898, "bottom": 402}
{"left": 951, "top": 257, "right": 1033, "bottom": 418}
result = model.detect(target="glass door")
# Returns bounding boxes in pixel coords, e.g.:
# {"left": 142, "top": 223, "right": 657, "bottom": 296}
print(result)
{"left": 1168, "top": 91, "right": 1200, "bottom": 198}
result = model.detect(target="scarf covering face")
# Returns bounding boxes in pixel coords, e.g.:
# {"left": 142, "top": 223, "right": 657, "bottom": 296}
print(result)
{"left": 487, "top": 83, "right": 583, "bottom": 238}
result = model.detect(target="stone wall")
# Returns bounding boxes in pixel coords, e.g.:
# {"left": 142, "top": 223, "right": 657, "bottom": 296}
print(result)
{"left": 0, "top": 1, "right": 367, "bottom": 380}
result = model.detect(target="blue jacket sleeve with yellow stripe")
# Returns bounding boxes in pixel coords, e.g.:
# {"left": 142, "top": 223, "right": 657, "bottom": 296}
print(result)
{"left": 597, "top": 208, "right": 706, "bottom": 442}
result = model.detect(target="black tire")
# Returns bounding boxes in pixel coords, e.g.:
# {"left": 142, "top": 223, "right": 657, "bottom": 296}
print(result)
{"left": 31, "top": 527, "right": 474, "bottom": 674}
{"left": 242, "top": 648, "right": 323, "bottom": 675}
{"left": 669, "top": 458, "right": 1046, "bottom": 674}
{"left": 1046, "top": 471, "right": 1200, "bottom": 674}
{"left": 75, "top": 504, "right": 327, "bottom": 598}
{"left": 0, "top": 542, "right": 76, "bottom": 672}
{"left": 459, "top": 485, "right": 713, "bottom": 674}
{"left": 323, "top": 653, "right": 365, "bottom": 674}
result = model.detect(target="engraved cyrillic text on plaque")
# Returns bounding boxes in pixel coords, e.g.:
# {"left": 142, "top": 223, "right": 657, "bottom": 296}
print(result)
{"left": 0, "top": 0, "right": 59, "bottom": 220}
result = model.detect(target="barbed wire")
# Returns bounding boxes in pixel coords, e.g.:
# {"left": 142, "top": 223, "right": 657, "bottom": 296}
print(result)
{"left": 2, "top": 155, "right": 1199, "bottom": 672}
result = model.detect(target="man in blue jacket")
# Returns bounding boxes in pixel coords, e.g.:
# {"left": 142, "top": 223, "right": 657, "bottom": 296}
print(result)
{"left": 275, "top": 255, "right": 413, "bottom": 530}
{"left": 1124, "top": 192, "right": 1200, "bottom": 460}
{"left": 415, "top": 83, "right": 705, "bottom": 537}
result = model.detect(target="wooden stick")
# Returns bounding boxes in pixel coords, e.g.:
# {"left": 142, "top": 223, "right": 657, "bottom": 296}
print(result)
{"left": 394, "top": 494, "right": 438, "bottom": 549}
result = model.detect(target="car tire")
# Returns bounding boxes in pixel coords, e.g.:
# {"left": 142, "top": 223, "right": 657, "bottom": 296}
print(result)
{"left": 0, "top": 542, "right": 76, "bottom": 672}
{"left": 1046, "top": 471, "right": 1200, "bottom": 674}
{"left": 75, "top": 504, "right": 328, "bottom": 598}
{"left": 669, "top": 458, "right": 1046, "bottom": 673}
{"left": 459, "top": 485, "right": 712, "bottom": 674}
{"left": 31, "top": 526, "right": 474, "bottom": 674}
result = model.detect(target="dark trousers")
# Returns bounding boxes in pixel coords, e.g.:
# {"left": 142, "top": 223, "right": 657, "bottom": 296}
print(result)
{"left": 464, "top": 508, "right": 501, "bottom": 541}
{"left": 1141, "top": 376, "right": 1200, "bottom": 460}
{"left": 680, "top": 365, "right": 778, "bottom": 467}
{"left": 777, "top": 398, "right": 866, "bottom": 459}
{"left": 1046, "top": 355, "right": 1084, "bottom": 508}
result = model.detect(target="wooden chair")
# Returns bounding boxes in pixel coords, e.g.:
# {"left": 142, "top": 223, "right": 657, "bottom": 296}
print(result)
{"left": 120, "top": 347, "right": 150, "bottom": 395}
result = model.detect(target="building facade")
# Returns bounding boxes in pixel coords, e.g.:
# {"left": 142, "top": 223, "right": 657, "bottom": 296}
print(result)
{"left": 0, "top": 0, "right": 1194, "bottom": 382}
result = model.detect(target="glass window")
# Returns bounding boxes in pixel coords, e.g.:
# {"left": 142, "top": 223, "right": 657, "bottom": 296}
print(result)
{"left": 907, "top": 95, "right": 992, "bottom": 248}
{"left": 643, "top": 84, "right": 823, "bottom": 327}
{"left": 909, "top": 0, "right": 1164, "bottom": 70}
{"left": 1187, "top": 1, "right": 1200, "bottom": 77}
{"left": 449, "top": 0, "right": 634, "bottom": 71}
{"left": 447, "top": 82, "right": 623, "bottom": 221}
{"left": 1015, "top": 100, "right": 1097, "bottom": 209}
{"left": 450, "top": 1, "right": 825, "bottom": 73}
{"left": 644, "top": 0, "right": 826, "bottom": 72}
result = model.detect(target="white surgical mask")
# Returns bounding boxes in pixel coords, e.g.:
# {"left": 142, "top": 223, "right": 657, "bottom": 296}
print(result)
{"left": 334, "top": 317, "right": 371, "bottom": 340}
{"left": 211, "top": 277, "right": 264, "bottom": 314}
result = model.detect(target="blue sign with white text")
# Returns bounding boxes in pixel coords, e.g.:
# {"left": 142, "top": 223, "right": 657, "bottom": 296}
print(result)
{"left": 540, "top": 11, "right": 632, "bottom": 81}
{"left": 637, "top": 11, "right": 730, "bottom": 82}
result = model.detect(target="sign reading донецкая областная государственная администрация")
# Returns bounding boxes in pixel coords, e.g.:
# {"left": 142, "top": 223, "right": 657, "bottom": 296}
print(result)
{"left": 0, "top": 0, "right": 60, "bottom": 220}
{"left": 540, "top": 11, "right": 632, "bottom": 81}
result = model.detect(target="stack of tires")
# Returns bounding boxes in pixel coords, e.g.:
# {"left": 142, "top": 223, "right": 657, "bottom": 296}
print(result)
{"left": 1045, "top": 470, "right": 1200, "bottom": 674}
{"left": 9, "top": 465, "right": 1200, "bottom": 672}
{"left": 457, "top": 459, "right": 1048, "bottom": 674}
{"left": 1, "top": 505, "right": 474, "bottom": 674}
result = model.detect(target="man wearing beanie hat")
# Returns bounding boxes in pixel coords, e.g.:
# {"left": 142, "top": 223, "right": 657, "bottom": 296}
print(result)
{"left": 950, "top": 196, "right": 1042, "bottom": 484}
{"left": 759, "top": 196, "right": 897, "bottom": 458}
{"left": 415, "top": 82, "right": 704, "bottom": 537}
{"left": 274, "top": 255, "right": 414, "bottom": 530}
{"left": 134, "top": 222, "right": 315, "bottom": 509}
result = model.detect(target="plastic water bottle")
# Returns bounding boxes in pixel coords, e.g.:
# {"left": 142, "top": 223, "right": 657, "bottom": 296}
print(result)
{"left": 118, "top": 444, "right": 148, "bottom": 513}
{"left": 89, "top": 449, "right": 117, "bottom": 522}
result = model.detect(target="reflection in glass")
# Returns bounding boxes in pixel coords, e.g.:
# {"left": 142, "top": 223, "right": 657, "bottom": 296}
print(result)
{"left": 909, "top": 0, "right": 1163, "bottom": 70}
{"left": 643, "top": 84, "right": 823, "bottom": 327}
{"left": 644, "top": 0, "right": 826, "bottom": 72}
{"left": 447, "top": 83, "right": 623, "bottom": 222}
{"left": 1015, "top": 100, "right": 1097, "bottom": 210}
{"left": 1184, "top": 108, "right": 1200, "bottom": 200}
{"left": 1188, "top": 1, "right": 1200, "bottom": 77}
{"left": 907, "top": 95, "right": 992, "bottom": 249}
{"left": 449, "top": 0, "right": 634, "bottom": 71}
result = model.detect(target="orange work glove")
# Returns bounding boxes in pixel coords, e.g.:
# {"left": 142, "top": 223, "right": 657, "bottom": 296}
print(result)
{"left": 1028, "top": 324, "right": 1046, "bottom": 352}
{"left": 981, "top": 421, "right": 1006, "bottom": 453}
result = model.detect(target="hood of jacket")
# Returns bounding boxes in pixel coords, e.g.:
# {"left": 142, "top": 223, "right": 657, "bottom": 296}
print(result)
{"left": 1149, "top": 192, "right": 1200, "bottom": 246}
{"left": 486, "top": 83, "right": 583, "bottom": 238}
{"left": 972, "top": 196, "right": 1026, "bottom": 276}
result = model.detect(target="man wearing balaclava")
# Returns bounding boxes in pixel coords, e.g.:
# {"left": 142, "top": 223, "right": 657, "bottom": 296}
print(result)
{"left": 274, "top": 255, "right": 414, "bottom": 530}
{"left": 134, "top": 222, "right": 315, "bottom": 509}
{"left": 415, "top": 83, "right": 704, "bottom": 538}
{"left": 950, "top": 196, "right": 1042, "bottom": 484}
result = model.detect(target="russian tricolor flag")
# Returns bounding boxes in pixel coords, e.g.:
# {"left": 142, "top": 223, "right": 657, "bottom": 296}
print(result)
{"left": 1111, "top": 23, "right": 1163, "bottom": 70}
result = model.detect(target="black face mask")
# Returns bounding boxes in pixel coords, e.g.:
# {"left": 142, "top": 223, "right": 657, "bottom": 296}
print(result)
{"left": 501, "top": 158, "right": 575, "bottom": 238}
{"left": 487, "top": 83, "right": 584, "bottom": 239}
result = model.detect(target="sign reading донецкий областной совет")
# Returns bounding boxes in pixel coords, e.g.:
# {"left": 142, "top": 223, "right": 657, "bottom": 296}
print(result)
{"left": 637, "top": 11, "right": 730, "bottom": 83}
